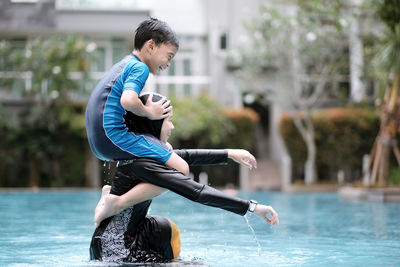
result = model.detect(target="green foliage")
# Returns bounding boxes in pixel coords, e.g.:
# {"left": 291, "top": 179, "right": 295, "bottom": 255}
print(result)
{"left": 0, "top": 36, "right": 91, "bottom": 99}
{"left": 170, "top": 95, "right": 259, "bottom": 186}
{"left": 376, "top": 0, "right": 400, "bottom": 32}
{"left": 0, "top": 102, "right": 87, "bottom": 187}
{"left": 0, "top": 35, "right": 92, "bottom": 187}
{"left": 170, "top": 95, "right": 235, "bottom": 148}
{"left": 222, "top": 108, "right": 259, "bottom": 150}
{"left": 389, "top": 167, "right": 400, "bottom": 185}
{"left": 374, "top": 25, "right": 400, "bottom": 75}
{"left": 371, "top": 0, "right": 400, "bottom": 84}
{"left": 280, "top": 108, "right": 380, "bottom": 181}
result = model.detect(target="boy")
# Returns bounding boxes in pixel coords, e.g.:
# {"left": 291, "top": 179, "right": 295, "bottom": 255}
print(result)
{"left": 85, "top": 17, "right": 188, "bottom": 176}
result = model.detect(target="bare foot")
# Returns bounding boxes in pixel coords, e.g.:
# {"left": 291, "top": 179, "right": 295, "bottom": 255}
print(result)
{"left": 94, "top": 187, "right": 122, "bottom": 227}
{"left": 94, "top": 185, "right": 111, "bottom": 227}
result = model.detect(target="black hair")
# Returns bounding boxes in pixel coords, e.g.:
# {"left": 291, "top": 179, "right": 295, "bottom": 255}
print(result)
{"left": 123, "top": 93, "right": 169, "bottom": 139}
{"left": 134, "top": 17, "right": 179, "bottom": 50}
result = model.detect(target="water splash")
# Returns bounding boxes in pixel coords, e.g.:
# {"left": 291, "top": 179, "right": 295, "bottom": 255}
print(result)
{"left": 244, "top": 213, "right": 261, "bottom": 255}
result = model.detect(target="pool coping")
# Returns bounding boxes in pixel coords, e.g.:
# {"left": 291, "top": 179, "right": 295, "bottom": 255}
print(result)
{"left": 0, "top": 187, "right": 100, "bottom": 192}
{"left": 338, "top": 186, "right": 400, "bottom": 202}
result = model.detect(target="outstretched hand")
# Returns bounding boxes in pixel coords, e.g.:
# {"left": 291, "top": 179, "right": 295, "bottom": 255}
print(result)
{"left": 254, "top": 204, "right": 279, "bottom": 225}
{"left": 228, "top": 149, "right": 257, "bottom": 169}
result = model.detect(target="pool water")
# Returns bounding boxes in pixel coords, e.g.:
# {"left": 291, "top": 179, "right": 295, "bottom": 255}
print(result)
{"left": 0, "top": 190, "right": 399, "bottom": 266}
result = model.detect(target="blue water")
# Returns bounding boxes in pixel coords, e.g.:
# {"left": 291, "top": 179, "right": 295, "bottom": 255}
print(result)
{"left": 0, "top": 190, "right": 399, "bottom": 266}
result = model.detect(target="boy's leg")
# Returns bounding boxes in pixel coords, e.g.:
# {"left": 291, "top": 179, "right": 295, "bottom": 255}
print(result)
{"left": 94, "top": 152, "right": 188, "bottom": 226}
{"left": 94, "top": 182, "right": 166, "bottom": 227}
{"left": 165, "top": 152, "right": 189, "bottom": 175}
{"left": 130, "top": 158, "right": 249, "bottom": 215}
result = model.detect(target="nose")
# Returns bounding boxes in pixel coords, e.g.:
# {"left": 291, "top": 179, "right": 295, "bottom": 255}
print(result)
{"left": 166, "top": 60, "right": 171, "bottom": 68}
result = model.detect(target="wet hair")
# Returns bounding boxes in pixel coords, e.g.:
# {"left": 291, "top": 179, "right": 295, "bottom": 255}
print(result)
{"left": 123, "top": 93, "right": 169, "bottom": 139}
{"left": 134, "top": 17, "right": 179, "bottom": 50}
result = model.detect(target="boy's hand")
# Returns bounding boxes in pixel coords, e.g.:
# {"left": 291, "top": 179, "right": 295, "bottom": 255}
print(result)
{"left": 254, "top": 204, "right": 279, "bottom": 225}
{"left": 227, "top": 149, "right": 257, "bottom": 169}
{"left": 145, "top": 94, "right": 172, "bottom": 120}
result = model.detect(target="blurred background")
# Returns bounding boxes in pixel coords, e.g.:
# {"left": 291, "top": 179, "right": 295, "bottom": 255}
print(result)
{"left": 0, "top": 0, "right": 399, "bottom": 191}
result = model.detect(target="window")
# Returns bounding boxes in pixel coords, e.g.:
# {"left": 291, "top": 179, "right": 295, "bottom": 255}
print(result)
{"left": 90, "top": 47, "right": 106, "bottom": 72}
{"left": 183, "top": 59, "right": 192, "bottom": 95}
{"left": 220, "top": 33, "right": 228, "bottom": 50}
{"left": 112, "top": 38, "right": 126, "bottom": 64}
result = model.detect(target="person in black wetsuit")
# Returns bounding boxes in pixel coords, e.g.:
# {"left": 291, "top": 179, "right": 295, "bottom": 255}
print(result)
{"left": 90, "top": 93, "right": 279, "bottom": 263}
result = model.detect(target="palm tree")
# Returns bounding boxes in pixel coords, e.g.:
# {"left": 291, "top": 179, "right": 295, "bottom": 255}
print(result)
{"left": 364, "top": 0, "right": 400, "bottom": 186}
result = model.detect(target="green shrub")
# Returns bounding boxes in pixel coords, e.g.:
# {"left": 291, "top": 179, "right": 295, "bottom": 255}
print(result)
{"left": 279, "top": 108, "right": 380, "bottom": 182}
{"left": 170, "top": 95, "right": 234, "bottom": 148}
{"left": 0, "top": 102, "right": 87, "bottom": 187}
{"left": 389, "top": 167, "right": 400, "bottom": 185}
{"left": 171, "top": 95, "right": 259, "bottom": 186}
{"left": 0, "top": 95, "right": 259, "bottom": 187}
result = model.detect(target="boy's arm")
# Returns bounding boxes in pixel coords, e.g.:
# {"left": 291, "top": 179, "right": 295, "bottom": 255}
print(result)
{"left": 174, "top": 149, "right": 257, "bottom": 169}
{"left": 121, "top": 90, "right": 171, "bottom": 120}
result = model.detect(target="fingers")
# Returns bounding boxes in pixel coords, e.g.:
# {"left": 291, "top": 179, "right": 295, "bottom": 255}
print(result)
{"left": 246, "top": 157, "right": 257, "bottom": 169}
{"left": 162, "top": 99, "right": 171, "bottom": 108}
{"left": 164, "top": 105, "right": 173, "bottom": 114}
{"left": 242, "top": 151, "right": 257, "bottom": 169}
{"left": 156, "top": 98, "right": 172, "bottom": 115}
{"left": 160, "top": 113, "right": 169, "bottom": 119}
{"left": 147, "top": 94, "right": 153, "bottom": 104}
{"left": 245, "top": 151, "right": 257, "bottom": 166}
{"left": 268, "top": 209, "right": 279, "bottom": 225}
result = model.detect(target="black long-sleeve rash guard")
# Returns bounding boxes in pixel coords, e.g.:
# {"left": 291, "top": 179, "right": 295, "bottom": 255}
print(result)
{"left": 173, "top": 149, "right": 229, "bottom": 166}
{"left": 113, "top": 149, "right": 250, "bottom": 216}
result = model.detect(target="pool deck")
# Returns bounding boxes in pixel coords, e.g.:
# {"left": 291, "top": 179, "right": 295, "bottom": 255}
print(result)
{"left": 339, "top": 186, "right": 400, "bottom": 202}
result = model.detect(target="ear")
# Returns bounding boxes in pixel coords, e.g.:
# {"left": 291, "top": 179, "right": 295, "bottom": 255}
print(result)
{"left": 144, "top": 39, "right": 155, "bottom": 54}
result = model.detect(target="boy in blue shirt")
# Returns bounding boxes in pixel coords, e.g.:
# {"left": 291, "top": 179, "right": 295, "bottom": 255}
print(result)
{"left": 86, "top": 17, "right": 189, "bottom": 175}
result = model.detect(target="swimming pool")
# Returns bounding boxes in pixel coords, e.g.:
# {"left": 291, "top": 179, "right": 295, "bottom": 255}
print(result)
{"left": 0, "top": 190, "right": 399, "bottom": 266}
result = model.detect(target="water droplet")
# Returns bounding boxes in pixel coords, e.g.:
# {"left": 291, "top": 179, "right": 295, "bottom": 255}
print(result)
{"left": 244, "top": 214, "right": 261, "bottom": 256}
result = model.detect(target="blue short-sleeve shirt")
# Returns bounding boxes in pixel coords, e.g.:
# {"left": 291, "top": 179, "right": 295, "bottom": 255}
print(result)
{"left": 85, "top": 54, "right": 172, "bottom": 163}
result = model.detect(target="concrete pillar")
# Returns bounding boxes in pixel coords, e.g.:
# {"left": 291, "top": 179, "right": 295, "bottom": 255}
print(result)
{"left": 281, "top": 154, "right": 292, "bottom": 191}
{"left": 349, "top": 2, "right": 364, "bottom": 102}
{"left": 239, "top": 164, "right": 250, "bottom": 191}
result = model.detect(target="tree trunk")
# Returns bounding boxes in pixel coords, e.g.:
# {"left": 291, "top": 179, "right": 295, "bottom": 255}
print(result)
{"left": 304, "top": 130, "right": 317, "bottom": 184}
{"left": 293, "top": 111, "right": 318, "bottom": 184}
{"left": 378, "top": 138, "right": 391, "bottom": 186}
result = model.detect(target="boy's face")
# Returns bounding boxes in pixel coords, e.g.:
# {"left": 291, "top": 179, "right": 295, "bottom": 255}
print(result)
{"left": 160, "top": 112, "right": 174, "bottom": 143}
{"left": 147, "top": 42, "right": 178, "bottom": 75}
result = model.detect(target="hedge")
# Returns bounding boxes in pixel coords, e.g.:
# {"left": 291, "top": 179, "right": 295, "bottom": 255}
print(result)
{"left": 0, "top": 96, "right": 259, "bottom": 187}
{"left": 170, "top": 96, "right": 259, "bottom": 186}
{"left": 279, "top": 108, "right": 380, "bottom": 183}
